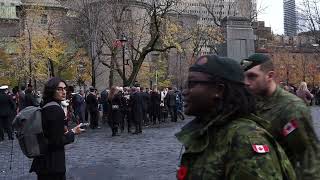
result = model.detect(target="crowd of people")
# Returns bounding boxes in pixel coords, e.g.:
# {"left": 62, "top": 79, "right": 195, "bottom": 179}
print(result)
{"left": 283, "top": 81, "right": 320, "bottom": 106}
{"left": 1, "top": 53, "right": 320, "bottom": 180}
{"left": 0, "top": 82, "right": 185, "bottom": 140}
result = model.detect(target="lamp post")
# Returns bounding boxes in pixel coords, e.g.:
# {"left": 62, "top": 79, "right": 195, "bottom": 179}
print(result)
{"left": 120, "top": 35, "right": 127, "bottom": 86}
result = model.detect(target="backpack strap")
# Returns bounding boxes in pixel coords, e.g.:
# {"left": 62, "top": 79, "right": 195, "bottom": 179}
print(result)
{"left": 43, "top": 101, "right": 61, "bottom": 109}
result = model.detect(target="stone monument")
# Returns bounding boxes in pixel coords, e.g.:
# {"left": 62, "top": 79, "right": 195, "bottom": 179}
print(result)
{"left": 219, "top": 16, "right": 255, "bottom": 61}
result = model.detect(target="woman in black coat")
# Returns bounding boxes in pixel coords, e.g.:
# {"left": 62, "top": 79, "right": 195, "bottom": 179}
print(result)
{"left": 30, "top": 77, "right": 84, "bottom": 180}
{"left": 107, "top": 86, "right": 123, "bottom": 136}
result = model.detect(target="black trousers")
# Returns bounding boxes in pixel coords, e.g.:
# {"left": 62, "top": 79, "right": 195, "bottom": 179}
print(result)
{"left": 102, "top": 113, "right": 108, "bottom": 125}
{"left": 126, "top": 109, "right": 132, "bottom": 132}
{"left": 108, "top": 110, "right": 121, "bottom": 135}
{"left": 142, "top": 108, "right": 149, "bottom": 125}
{"left": 37, "top": 173, "right": 66, "bottom": 180}
{"left": 150, "top": 105, "right": 160, "bottom": 124}
{"left": 89, "top": 110, "right": 98, "bottom": 129}
{"left": 0, "top": 116, "right": 13, "bottom": 140}
{"left": 133, "top": 111, "right": 142, "bottom": 133}
{"left": 168, "top": 106, "right": 177, "bottom": 122}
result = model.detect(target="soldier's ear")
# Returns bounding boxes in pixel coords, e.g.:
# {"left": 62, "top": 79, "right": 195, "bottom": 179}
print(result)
{"left": 266, "top": 71, "right": 275, "bottom": 80}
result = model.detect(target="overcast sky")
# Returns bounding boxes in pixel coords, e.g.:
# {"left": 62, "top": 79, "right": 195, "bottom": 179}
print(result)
{"left": 257, "top": 0, "right": 302, "bottom": 35}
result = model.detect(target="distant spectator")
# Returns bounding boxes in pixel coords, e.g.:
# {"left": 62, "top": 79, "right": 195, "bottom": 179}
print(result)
{"left": 296, "top": 82, "right": 314, "bottom": 106}
{"left": 24, "top": 84, "right": 39, "bottom": 107}
{"left": 18, "top": 85, "right": 26, "bottom": 110}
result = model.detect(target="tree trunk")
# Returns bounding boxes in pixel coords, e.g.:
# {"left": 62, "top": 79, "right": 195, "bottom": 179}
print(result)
{"left": 90, "top": 41, "right": 96, "bottom": 87}
{"left": 127, "top": 53, "right": 148, "bottom": 86}
{"left": 49, "top": 59, "right": 55, "bottom": 77}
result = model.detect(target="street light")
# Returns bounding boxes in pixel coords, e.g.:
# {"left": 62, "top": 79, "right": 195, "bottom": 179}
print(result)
{"left": 119, "top": 35, "right": 128, "bottom": 86}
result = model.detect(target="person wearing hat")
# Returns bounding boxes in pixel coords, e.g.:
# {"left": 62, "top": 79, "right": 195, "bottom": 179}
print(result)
{"left": 241, "top": 53, "right": 320, "bottom": 180}
{"left": 0, "top": 86, "right": 15, "bottom": 141}
{"left": 175, "top": 55, "right": 295, "bottom": 180}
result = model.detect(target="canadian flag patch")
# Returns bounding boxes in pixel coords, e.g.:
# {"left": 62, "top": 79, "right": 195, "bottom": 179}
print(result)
{"left": 252, "top": 145, "right": 270, "bottom": 153}
{"left": 282, "top": 119, "right": 298, "bottom": 136}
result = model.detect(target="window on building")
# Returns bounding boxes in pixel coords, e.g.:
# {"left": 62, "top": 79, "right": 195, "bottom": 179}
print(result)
{"left": 40, "top": 14, "right": 48, "bottom": 24}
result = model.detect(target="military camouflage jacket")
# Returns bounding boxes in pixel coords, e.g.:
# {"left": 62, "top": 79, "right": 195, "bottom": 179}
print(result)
{"left": 175, "top": 113, "right": 296, "bottom": 180}
{"left": 256, "top": 86, "right": 320, "bottom": 180}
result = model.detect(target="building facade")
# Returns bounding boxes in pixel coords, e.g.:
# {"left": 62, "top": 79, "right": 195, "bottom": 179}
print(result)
{"left": 284, "top": 0, "right": 297, "bottom": 36}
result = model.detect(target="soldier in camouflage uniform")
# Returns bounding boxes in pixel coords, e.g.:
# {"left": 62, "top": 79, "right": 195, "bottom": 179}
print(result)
{"left": 242, "top": 53, "right": 320, "bottom": 180}
{"left": 176, "top": 55, "right": 296, "bottom": 180}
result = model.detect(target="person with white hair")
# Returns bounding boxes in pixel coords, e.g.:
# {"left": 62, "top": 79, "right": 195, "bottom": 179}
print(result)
{"left": 118, "top": 86, "right": 124, "bottom": 92}
{"left": 296, "top": 82, "right": 314, "bottom": 105}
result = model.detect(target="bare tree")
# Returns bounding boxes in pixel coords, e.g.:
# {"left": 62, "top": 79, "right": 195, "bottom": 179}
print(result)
{"left": 64, "top": 0, "right": 105, "bottom": 87}
{"left": 201, "top": 0, "right": 265, "bottom": 27}
{"left": 95, "top": 0, "right": 183, "bottom": 86}
{"left": 201, "top": 0, "right": 238, "bottom": 27}
{"left": 298, "top": 0, "right": 320, "bottom": 44}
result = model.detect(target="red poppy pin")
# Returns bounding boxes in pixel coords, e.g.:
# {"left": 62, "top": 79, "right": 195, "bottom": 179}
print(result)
{"left": 177, "top": 166, "right": 187, "bottom": 180}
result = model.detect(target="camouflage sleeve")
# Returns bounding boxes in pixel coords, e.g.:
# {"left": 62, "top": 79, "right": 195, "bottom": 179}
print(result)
{"left": 225, "top": 129, "right": 287, "bottom": 180}
{"left": 278, "top": 102, "right": 312, "bottom": 153}
{"left": 280, "top": 103, "right": 320, "bottom": 179}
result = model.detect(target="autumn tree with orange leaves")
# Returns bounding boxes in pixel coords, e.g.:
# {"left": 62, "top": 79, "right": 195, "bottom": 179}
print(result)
{"left": 272, "top": 51, "right": 320, "bottom": 87}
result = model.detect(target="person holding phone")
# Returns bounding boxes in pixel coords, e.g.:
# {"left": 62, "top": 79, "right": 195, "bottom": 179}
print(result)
{"left": 30, "top": 77, "right": 85, "bottom": 180}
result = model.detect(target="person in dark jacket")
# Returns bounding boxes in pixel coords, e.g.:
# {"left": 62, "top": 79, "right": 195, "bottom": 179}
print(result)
{"left": 86, "top": 87, "right": 99, "bottom": 129}
{"left": 24, "top": 84, "right": 39, "bottom": 107}
{"left": 30, "top": 77, "right": 84, "bottom": 180}
{"left": 100, "top": 89, "right": 109, "bottom": 125}
{"left": 0, "top": 86, "right": 16, "bottom": 141}
{"left": 130, "top": 87, "right": 144, "bottom": 134}
{"left": 18, "top": 85, "right": 26, "bottom": 111}
{"left": 165, "top": 87, "right": 177, "bottom": 122}
{"left": 72, "top": 90, "right": 86, "bottom": 123}
{"left": 140, "top": 87, "right": 150, "bottom": 126}
{"left": 150, "top": 89, "right": 161, "bottom": 125}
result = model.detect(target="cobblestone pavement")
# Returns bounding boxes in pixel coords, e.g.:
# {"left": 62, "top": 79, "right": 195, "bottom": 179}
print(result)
{"left": 0, "top": 119, "right": 189, "bottom": 180}
{"left": 1, "top": 106, "right": 320, "bottom": 180}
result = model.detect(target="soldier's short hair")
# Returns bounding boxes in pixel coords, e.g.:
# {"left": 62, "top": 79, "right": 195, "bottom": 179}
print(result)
{"left": 260, "top": 60, "right": 274, "bottom": 73}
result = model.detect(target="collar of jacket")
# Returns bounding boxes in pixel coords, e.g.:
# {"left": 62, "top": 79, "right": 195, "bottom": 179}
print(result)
{"left": 256, "top": 86, "right": 282, "bottom": 109}
{"left": 175, "top": 112, "right": 270, "bottom": 153}
{"left": 175, "top": 110, "right": 235, "bottom": 153}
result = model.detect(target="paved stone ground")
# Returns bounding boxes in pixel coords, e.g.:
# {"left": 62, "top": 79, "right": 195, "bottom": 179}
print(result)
{"left": 0, "top": 119, "right": 189, "bottom": 180}
{"left": 1, "top": 106, "right": 320, "bottom": 180}
{"left": 311, "top": 106, "right": 320, "bottom": 137}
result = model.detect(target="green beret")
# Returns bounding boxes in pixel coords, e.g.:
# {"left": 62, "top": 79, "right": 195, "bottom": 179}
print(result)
{"left": 240, "top": 53, "right": 271, "bottom": 71}
{"left": 189, "top": 55, "right": 244, "bottom": 83}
